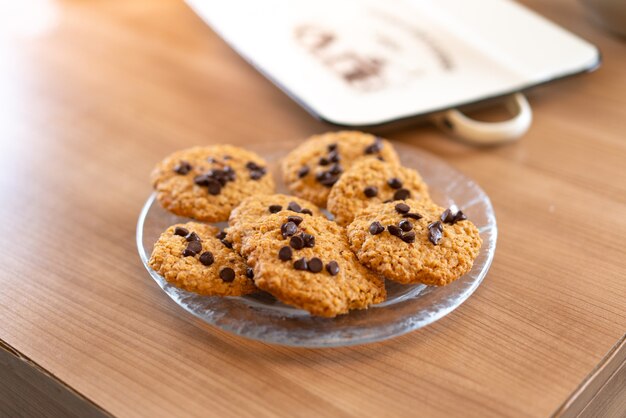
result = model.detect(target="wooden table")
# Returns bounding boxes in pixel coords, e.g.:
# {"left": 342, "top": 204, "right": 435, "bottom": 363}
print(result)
{"left": 1, "top": 1, "right": 624, "bottom": 417}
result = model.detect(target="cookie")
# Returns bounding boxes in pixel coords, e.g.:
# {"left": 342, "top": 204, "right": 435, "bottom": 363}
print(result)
{"left": 151, "top": 145, "right": 275, "bottom": 222}
{"left": 243, "top": 212, "right": 386, "bottom": 317}
{"left": 281, "top": 131, "right": 400, "bottom": 207}
{"left": 148, "top": 222, "right": 257, "bottom": 296}
{"left": 327, "top": 158, "right": 431, "bottom": 226}
{"left": 226, "top": 194, "right": 324, "bottom": 255}
{"left": 347, "top": 200, "right": 482, "bottom": 286}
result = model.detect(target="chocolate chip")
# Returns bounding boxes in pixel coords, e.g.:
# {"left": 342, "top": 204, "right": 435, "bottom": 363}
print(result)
{"left": 222, "top": 172, "right": 234, "bottom": 183}
{"left": 308, "top": 257, "right": 323, "bottom": 273}
{"left": 387, "top": 178, "right": 403, "bottom": 189}
{"left": 207, "top": 180, "right": 222, "bottom": 195}
{"left": 222, "top": 166, "right": 236, "bottom": 181}
{"left": 401, "top": 231, "right": 416, "bottom": 243}
{"left": 185, "top": 240, "right": 202, "bottom": 256}
{"left": 290, "top": 235, "right": 304, "bottom": 250}
{"left": 287, "top": 215, "right": 303, "bottom": 225}
{"left": 369, "top": 221, "right": 384, "bottom": 235}
{"left": 227, "top": 170, "right": 237, "bottom": 182}
{"left": 316, "top": 171, "right": 339, "bottom": 187}
{"left": 429, "top": 220, "right": 443, "bottom": 231}
{"left": 221, "top": 239, "right": 233, "bottom": 249}
{"left": 287, "top": 201, "right": 302, "bottom": 213}
{"left": 428, "top": 221, "right": 443, "bottom": 245}
{"left": 395, "top": 203, "right": 410, "bottom": 214}
{"left": 393, "top": 189, "right": 411, "bottom": 200}
{"left": 194, "top": 173, "right": 211, "bottom": 186}
{"left": 326, "top": 261, "right": 340, "bottom": 276}
{"left": 281, "top": 221, "right": 298, "bottom": 238}
{"left": 219, "top": 267, "right": 235, "bottom": 282}
{"left": 294, "top": 258, "right": 308, "bottom": 270}
{"left": 246, "top": 161, "right": 261, "bottom": 170}
{"left": 403, "top": 212, "right": 423, "bottom": 220}
{"left": 269, "top": 204, "right": 282, "bottom": 213}
{"left": 399, "top": 220, "right": 413, "bottom": 231}
{"left": 196, "top": 167, "right": 236, "bottom": 192}
{"left": 364, "top": 138, "right": 382, "bottom": 154}
{"left": 205, "top": 168, "right": 219, "bottom": 178}
{"left": 329, "top": 163, "right": 343, "bottom": 175}
{"left": 320, "top": 175, "right": 339, "bottom": 187}
{"left": 441, "top": 207, "right": 468, "bottom": 224}
{"left": 182, "top": 248, "right": 196, "bottom": 257}
{"left": 185, "top": 232, "right": 201, "bottom": 242}
{"left": 300, "top": 208, "right": 313, "bottom": 216}
{"left": 319, "top": 157, "right": 329, "bottom": 166}
{"left": 441, "top": 208, "right": 453, "bottom": 223}
{"left": 174, "top": 226, "right": 189, "bottom": 237}
{"left": 327, "top": 143, "right": 337, "bottom": 152}
{"left": 364, "top": 186, "right": 378, "bottom": 198}
{"left": 298, "top": 166, "right": 310, "bottom": 178}
{"left": 215, "top": 231, "right": 227, "bottom": 240}
{"left": 174, "top": 161, "right": 192, "bottom": 175}
{"left": 328, "top": 150, "right": 340, "bottom": 163}
{"left": 215, "top": 174, "right": 227, "bottom": 187}
{"left": 278, "top": 246, "right": 293, "bottom": 261}
{"left": 227, "top": 170, "right": 237, "bottom": 181}
{"left": 364, "top": 144, "right": 380, "bottom": 154}
{"left": 249, "top": 170, "right": 265, "bottom": 180}
{"left": 323, "top": 175, "right": 339, "bottom": 186}
{"left": 246, "top": 267, "right": 254, "bottom": 279}
{"left": 199, "top": 251, "right": 214, "bottom": 266}
{"left": 388, "top": 225, "right": 403, "bottom": 237}
{"left": 302, "top": 233, "right": 315, "bottom": 247}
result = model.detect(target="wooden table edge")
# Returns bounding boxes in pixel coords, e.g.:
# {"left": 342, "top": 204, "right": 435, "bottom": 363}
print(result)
{"left": 2, "top": 334, "right": 625, "bottom": 417}
{"left": 552, "top": 334, "right": 626, "bottom": 418}
{"left": 0, "top": 338, "right": 110, "bottom": 418}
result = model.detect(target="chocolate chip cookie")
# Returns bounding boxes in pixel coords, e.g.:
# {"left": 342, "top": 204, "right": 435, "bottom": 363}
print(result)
{"left": 281, "top": 131, "right": 400, "bottom": 207}
{"left": 226, "top": 194, "right": 324, "bottom": 255}
{"left": 244, "top": 212, "right": 387, "bottom": 317}
{"left": 149, "top": 222, "right": 257, "bottom": 296}
{"left": 151, "top": 145, "right": 275, "bottom": 222}
{"left": 327, "top": 158, "right": 430, "bottom": 226}
{"left": 347, "top": 200, "right": 482, "bottom": 286}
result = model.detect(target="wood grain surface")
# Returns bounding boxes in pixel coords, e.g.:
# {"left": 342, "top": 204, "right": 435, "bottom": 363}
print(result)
{"left": 0, "top": 0, "right": 625, "bottom": 417}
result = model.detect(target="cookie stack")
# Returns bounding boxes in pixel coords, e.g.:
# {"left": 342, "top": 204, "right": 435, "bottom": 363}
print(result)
{"left": 148, "top": 132, "right": 482, "bottom": 317}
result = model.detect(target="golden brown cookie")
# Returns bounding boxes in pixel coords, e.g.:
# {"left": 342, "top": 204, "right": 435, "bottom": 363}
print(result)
{"left": 149, "top": 222, "right": 257, "bottom": 296}
{"left": 347, "top": 200, "right": 482, "bottom": 286}
{"left": 281, "top": 131, "right": 400, "bottom": 207}
{"left": 327, "top": 158, "right": 431, "bottom": 226}
{"left": 226, "top": 194, "right": 324, "bottom": 255}
{"left": 243, "top": 212, "right": 387, "bottom": 317}
{"left": 151, "top": 145, "right": 275, "bottom": 222}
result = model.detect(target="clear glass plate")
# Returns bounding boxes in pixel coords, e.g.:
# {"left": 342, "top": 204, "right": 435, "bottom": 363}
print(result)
{"left": 136, "top": 142, "right": 497, "bottom": 347}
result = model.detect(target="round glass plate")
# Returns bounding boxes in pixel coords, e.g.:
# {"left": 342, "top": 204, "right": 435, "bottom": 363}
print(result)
{"left": 137, "top": 142, "right": 497, "bottom": 347}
